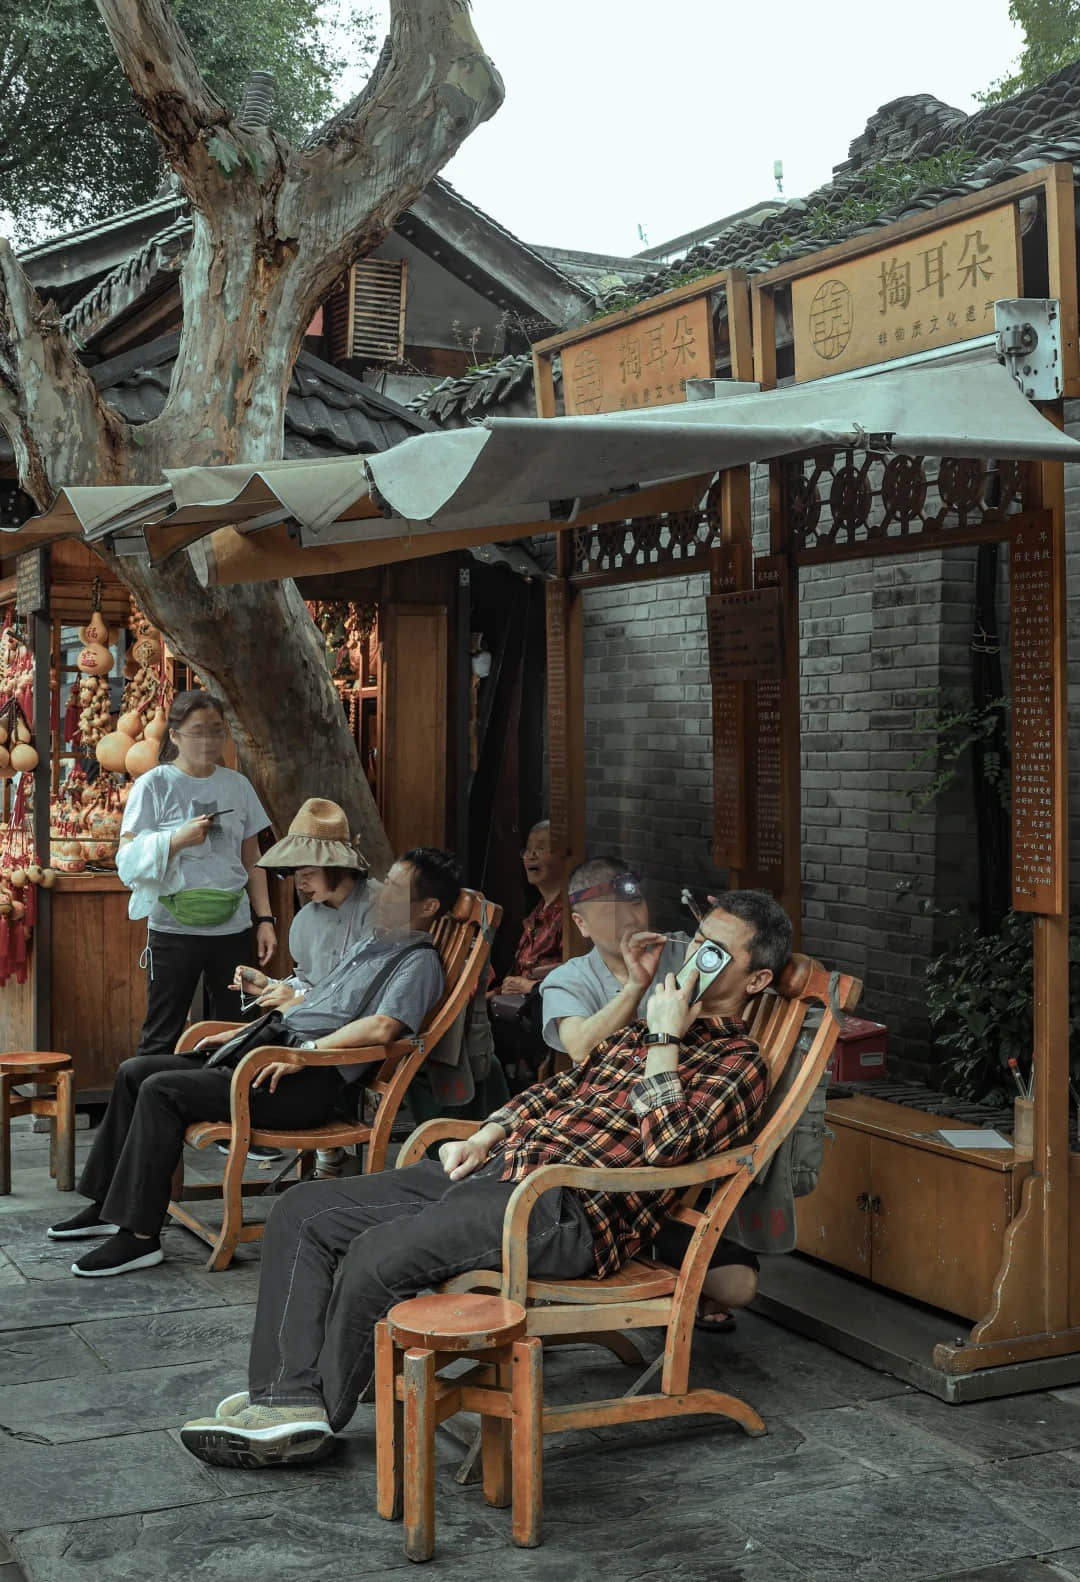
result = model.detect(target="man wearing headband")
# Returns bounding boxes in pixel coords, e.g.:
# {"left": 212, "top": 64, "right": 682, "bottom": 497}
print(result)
{"left": 540, "top": 856, "right": 686, "bottom": 1066}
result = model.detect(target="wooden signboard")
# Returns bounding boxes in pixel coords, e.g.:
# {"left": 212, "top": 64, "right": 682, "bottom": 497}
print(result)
{"left": 561, "top": 295, "right": 713, "bottom": 416}
{"left": 705, "top": 586, "right": 783, "bottom": 685}
{"left": 1010, "top": 519, "right": 1063, "bottom": 914}
{"left": 15, "top": 549, "right": 47, "bottom": 617}
{"left": 792, "top": 204, "right": 1020, "bottom": 381}
{"left": 708, "top": 546, "right": 749, "bottom": 871}
{"left": 741, "top": 558, "right": 787, "bottom": 889}
{"left": 546, "top": 579, "right": 570, "bottom": 854}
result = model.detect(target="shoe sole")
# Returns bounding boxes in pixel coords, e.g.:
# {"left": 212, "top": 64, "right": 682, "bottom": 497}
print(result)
{"left": 71, "top": 1248, "right": 164, "bottom": 1278}
{"left": 47, "top": 1223, "right": 120, "bottom": 1240}
{"left": 180, "top": 1424, "right": 334, "bottom": 1469}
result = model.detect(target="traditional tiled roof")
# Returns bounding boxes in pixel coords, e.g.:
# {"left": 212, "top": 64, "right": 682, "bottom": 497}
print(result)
{"left": 410, "top": 352, "right": 548, "bottom": 423}
{"left": 414, "top": 62, "right": 1080, "bottom": 422}
{"left": 63, "top": 217, "right": 189, "bottom": 344}
{"left": 0, "top": 334, "right": 429, "bottom": 466}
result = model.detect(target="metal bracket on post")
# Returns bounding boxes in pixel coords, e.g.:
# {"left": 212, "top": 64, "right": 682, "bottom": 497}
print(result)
{"left": 995, "top": 298, "right": 1063, "bottom": 399}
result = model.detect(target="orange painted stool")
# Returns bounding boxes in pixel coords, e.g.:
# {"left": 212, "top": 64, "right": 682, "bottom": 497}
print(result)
{"left": 0, "top": 1053, "right": 75, "bottom": 1195}
{"left": 375, "top": 1292, "right": 543, "bottom": 1562}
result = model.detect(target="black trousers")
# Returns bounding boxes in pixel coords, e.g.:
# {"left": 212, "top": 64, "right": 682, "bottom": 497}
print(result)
{"left": 247, "top": 1158, "right": 596, "bottom": 1431}
{"left": 136, "top": 928, "right": 253, "bottom": 1063}
{"left": 78, "top": 1053, "right": 346, "bottom": 1236}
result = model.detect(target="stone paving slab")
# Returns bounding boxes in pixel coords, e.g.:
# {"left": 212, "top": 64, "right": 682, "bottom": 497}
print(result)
{"left": 0, "top": 1359, "right": 252, "bottom": 1445}
{"left": 0, "top": 1328, "right": 106, "bottom": 1389}
{"left": 0, "top": 1427, "right": 224, "bottom": 1532}
{"left": 72, "top": 1305, "right": 255, "bottom": 1372}
{"left": 730, "top": 1464, "right": 1054, "bottom": 1582}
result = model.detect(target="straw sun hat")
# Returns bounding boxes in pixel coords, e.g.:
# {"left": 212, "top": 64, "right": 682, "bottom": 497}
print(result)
{"left": 257, "top": 798, "right": 369, "bottom": 873}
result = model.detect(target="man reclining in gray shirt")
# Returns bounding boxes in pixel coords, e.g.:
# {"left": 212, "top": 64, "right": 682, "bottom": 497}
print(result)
{"left": 47, "top": 848, "right": 457, "bottom": 1280}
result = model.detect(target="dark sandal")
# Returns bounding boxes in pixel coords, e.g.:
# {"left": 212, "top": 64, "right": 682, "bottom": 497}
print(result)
{"left": 695, "top": 1306, "right": 737, "bottom": 1334}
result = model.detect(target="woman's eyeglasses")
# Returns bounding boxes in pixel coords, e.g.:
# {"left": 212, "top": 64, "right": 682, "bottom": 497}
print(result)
{"left": 177, "top": 728, "right": 228, "bottom": 742}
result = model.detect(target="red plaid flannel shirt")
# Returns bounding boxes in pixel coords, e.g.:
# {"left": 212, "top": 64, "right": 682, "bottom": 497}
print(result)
{"left": 485, "top": 1017, "right": 768, "bottom": 1277}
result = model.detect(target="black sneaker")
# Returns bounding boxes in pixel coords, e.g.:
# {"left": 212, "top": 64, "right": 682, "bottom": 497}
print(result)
{"left": 215, "top": 1143, "right": 284, "bottom": 1162}
{"left": 48, "top": 1203, "right": 119, "bottom": 1240}
{"left": 71, "top": 1230, "right": 163, "bottom": 1278}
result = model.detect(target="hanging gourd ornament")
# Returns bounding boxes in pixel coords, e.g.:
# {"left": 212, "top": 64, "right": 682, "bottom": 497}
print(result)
{"left": 117, "top": 710, "right": 143, "bottom": 739}
{"left": 125, "top": 736, "right": 161, "bottom": 777}
{"left": 76, "top": 643, "right": 113, "bottom": 676}
{"left": 9, "top": 743, "right": 37, "bottom": 773}
{"left": 78, "top": 610, "right": 110, "bottom": 646}
{"left": 144, "top": 708, "right": 168, "bottom": 742}
{"left": 96, "top": 731, "right": 136, "bottom": 773}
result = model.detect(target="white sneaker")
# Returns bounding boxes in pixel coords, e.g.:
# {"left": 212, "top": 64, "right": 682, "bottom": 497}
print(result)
{"left": 180, "top": 1404, "right": 333, "bottom": 1468}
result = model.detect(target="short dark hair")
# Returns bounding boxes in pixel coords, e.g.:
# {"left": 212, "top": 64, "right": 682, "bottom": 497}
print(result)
{"left": 403, "top": 847, "right": 462, "bottom": 918}
{"left": 707, "top": 889, "right": 793, "bottom": 977}
{"left": 568, "top": 854, "right": 634, "bottom": 898}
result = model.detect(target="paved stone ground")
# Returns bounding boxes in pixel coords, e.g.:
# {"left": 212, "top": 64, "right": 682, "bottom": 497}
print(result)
{"left": 6, "top": 1118, "right": 1080, "bottom": 1581}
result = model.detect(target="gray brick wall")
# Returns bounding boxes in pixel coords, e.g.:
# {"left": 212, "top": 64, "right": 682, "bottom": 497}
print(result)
{"left": 583, "top": 428, "right": 1079, "bottom": 1080}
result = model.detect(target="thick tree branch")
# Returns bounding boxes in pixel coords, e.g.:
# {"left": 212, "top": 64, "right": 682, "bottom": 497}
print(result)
{"left": 0, "top": 240, "right": 127, "bottom": 507}
{"left": 94, "top": 0, "right": 228, "bottom": 184}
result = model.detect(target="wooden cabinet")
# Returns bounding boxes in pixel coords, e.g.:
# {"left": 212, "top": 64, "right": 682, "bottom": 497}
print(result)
{"left": 47, "top": 874, "right": 146, "bottom": 1098}
{"left": 796, "top": 1096, "right": 1029, "bottom": 1322}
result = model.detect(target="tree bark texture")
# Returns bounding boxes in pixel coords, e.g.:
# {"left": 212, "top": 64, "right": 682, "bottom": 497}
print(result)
{"left": 0, "top": 0, "right": 504, "bottom": 871}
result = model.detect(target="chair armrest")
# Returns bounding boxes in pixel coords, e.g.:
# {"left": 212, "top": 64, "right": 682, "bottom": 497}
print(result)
{"left": 223, "top": 1040, "right": 417, "bottom": 1122}
{"left": 397, "top": 1119, "right": 483, "bottom": 1167}
{"left": 176, "top": 1021, "right": 242, "bottom": 1054}
{"left": 500, "top": 1151, "right": 755, "bottom": 1304}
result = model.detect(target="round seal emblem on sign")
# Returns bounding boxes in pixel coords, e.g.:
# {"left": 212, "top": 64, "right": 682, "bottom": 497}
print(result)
{"left": 807, "top": 278, "right": 854, "bottom": 362}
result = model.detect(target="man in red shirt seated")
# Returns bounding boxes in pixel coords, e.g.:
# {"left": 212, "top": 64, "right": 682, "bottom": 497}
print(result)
{"left": 490, "top": 820, "right": 566, "bottom": 997}
{"left": 179, "top": 888, "right": 791, "bottom": 1470}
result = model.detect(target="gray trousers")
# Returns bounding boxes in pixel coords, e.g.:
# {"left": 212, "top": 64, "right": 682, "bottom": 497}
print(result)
{"left": 248, "top": 1157, "right": 595, "bottom": 1431}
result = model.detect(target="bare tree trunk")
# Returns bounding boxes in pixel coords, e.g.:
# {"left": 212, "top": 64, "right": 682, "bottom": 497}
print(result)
{"left": 0, "top": 0, "right": 503, "bottom": 869}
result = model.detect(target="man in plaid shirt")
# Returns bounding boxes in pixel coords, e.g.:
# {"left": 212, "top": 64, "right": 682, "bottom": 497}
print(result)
{"left": 181, "top": 889, "right": 790, "bottom": 1471}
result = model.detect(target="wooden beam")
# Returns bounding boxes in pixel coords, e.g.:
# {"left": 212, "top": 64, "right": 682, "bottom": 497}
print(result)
{"left": 1045, "top": 161, "right": 1080, "bottom": 397}
{"left": 532, "top": 268, "right": 740, "bottom": 357}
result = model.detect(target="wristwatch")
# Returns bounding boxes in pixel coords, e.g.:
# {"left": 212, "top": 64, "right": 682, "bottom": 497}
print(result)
{"left": 254, "top": 914, "right": 276, "bottom": 925}
{"left": 641, "top": 1032, "right": 682, "bottom": 1048}
{"left": 299, "top": 1039, "right": 319, "bottom": 1051}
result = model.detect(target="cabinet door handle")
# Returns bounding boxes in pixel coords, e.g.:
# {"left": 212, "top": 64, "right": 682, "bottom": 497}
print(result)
{"left": 869, "top": 1194, "right": 883, "bottom": 1214}
{"left": 856, "top": 1192, "right": 870, "bottom": 1212}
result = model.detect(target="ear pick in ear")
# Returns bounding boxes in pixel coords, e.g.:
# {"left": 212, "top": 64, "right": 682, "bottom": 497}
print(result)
{"left": 680, "top": 887, "right": 706, "bottom": 926}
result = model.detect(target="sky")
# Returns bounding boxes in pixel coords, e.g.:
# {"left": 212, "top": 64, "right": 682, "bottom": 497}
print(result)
{"left": 363, "top": 0, "right": 1026, "bottom": 258}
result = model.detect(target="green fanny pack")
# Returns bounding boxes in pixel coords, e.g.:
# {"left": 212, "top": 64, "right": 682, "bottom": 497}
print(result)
{"left": 159, "top": 888, "right": 245, "bottom": 928}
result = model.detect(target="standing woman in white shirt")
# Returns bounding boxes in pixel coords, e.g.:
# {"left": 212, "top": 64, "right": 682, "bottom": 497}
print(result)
{"left": 118, "top": 691, "right": 277, "bottom": 1062}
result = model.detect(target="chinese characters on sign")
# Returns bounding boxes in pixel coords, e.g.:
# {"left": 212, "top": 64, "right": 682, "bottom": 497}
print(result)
{"left": 791, "top": 205, "right": 1020, "bottom": 381}
{"left": 545, "top": 581, "right": 570, "bottom": 855}
{"left": 1010, "top": 523, "right": 1062, "bottom": 914}
{"left": 561, "top": 295, "right": 714, "bottom": 417}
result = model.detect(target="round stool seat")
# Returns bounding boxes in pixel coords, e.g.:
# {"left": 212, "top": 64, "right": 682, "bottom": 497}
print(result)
{"left": 0, "top": 1052, "right": 73, "bottom": 1073}
{"left": 387, "top": 1293, "right": 527, "bottom": 1352}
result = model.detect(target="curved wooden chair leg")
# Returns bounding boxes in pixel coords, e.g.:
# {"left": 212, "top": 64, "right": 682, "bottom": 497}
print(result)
{"left": 542, "top": 1330, "right": 644, "bottom": 1366}
{"left": 205, "top": 1138, "right": 250, "bottom": 1271}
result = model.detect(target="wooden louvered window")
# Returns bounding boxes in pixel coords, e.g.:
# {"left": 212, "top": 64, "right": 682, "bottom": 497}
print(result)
{"left": 326, "top": 257, "right": 408, "bottom": 363}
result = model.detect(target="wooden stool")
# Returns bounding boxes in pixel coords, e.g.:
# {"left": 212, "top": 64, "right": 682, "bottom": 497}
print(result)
{"left": 0, "top": 1053, "right": 75, "bottom": 1196}
{"left": 375, "top": 1292, "right": 542, "bottom": 1562}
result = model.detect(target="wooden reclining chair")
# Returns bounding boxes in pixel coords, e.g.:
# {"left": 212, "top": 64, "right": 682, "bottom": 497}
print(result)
{"left": 395, "top": 952, "right": 861, "bottom": 1451}
{"left": 168, "top": 889, "right": 501, "bottom": 1272}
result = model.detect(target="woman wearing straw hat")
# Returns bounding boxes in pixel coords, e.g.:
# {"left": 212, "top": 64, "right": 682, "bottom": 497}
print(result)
{"left": 232, "top": 799, "right": 380, "bottom": 1016}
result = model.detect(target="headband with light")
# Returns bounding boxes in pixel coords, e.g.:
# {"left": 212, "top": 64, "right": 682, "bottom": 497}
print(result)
{"left": 568, "top": 873, "right": 643, "bottom": 907}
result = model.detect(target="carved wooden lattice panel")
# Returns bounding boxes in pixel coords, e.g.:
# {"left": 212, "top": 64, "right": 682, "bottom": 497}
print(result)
{"left": 782, "top": 450, "right": 1029, "bottom": 563}
{"left": 569, "top": 507, "right": 725, "bottom": 585}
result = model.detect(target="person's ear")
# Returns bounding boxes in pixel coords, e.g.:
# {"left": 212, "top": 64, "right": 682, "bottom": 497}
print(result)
{"left": 417, "top": 897, "right": 440, "bottom": 925}
{"left": 571, "top": 908, "right": 591, "bottom": 942}
{"left": 746, "top": 967, "right": 773, "bottom": 999}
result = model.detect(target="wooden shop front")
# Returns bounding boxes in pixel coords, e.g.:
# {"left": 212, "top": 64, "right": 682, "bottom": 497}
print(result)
{"left": 532, "top": 164, "right": 1077, "bottom": 1391}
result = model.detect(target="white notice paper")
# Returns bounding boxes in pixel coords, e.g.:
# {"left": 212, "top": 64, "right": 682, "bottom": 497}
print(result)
{"left": 933, "top": 1129, "right": 1013, "bottom": 1150}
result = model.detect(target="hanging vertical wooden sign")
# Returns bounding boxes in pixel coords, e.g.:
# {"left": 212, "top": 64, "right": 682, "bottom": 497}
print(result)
{"left": 1010, "top": 518, "right": 1063, "bottom": 914}
{"left": 708, "top": 545, "right": 748, "bottom": 869}
{"left": 744, "top": 556, "right": 787, "bottom": 890}
{"left": 546, "top": 579, "right": 571, "bottom": 855}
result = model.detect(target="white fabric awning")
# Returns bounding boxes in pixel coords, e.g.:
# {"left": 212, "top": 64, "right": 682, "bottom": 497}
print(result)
{"left": 12, "top": 360, "right": 1080, "bottom": 558}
